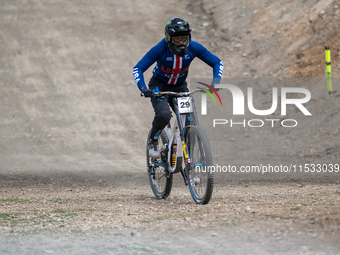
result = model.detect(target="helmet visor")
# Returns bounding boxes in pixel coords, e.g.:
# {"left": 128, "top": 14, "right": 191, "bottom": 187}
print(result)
{"left": 171, "top": 35, "right": 189, "bottom": 46}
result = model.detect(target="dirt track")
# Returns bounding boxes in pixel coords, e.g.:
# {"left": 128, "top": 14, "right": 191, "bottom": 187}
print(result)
{"left": 1, "top": 0, "right": 340, "bottom": 254}
{"left": 1, "top": 174, "right": 340, "bottom": 254}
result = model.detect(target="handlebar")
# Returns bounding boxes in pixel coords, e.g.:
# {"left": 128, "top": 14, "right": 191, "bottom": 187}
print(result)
{"left": 141, "top": 89, "right": 204, "bottom": 98}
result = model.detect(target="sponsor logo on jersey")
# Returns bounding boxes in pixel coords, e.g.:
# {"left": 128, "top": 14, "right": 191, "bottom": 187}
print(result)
{"left": 183, "top": 54, "right": 190, "bottom": 60}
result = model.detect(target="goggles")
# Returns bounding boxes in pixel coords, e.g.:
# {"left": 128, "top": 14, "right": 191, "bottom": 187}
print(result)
{"left": 171, "top": 35, "right": 189, "bottom": 46}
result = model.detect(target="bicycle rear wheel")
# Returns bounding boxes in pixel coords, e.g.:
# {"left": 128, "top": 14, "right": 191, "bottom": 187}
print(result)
{"left": 147, "top": 129, "right": 173, "bottom": 199}
{"left": 185, "top": 126, "right": 214, "bottom": 204}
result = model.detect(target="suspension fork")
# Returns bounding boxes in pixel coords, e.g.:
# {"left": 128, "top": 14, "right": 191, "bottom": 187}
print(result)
{"left": 173, "top": 98, "right": 192, "bottom": 172}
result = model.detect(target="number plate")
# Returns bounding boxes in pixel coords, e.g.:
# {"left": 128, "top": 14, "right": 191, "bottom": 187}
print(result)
{"left": 178, "top": 97, "right": 192, "bottom": 114}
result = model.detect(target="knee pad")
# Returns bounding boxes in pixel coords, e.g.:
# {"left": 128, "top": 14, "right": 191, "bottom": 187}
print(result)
{"left": 155, "top": 112, "right": 171, "bottom": 125}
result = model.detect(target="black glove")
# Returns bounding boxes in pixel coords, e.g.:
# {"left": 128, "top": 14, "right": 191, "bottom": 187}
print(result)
{"left": 141, "top": 87, "right": 154, "bottom": 98}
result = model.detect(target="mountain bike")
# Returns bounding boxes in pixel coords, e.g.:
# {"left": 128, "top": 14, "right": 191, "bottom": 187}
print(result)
{"left": 144, "top": 90, "right": 214, "bottom": 204}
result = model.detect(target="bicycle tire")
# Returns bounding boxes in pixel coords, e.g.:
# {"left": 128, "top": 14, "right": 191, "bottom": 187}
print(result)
{"left": 147, "top": 129, "right": 173, "bottom": 199}
{"left": 185, "top": 125, "right": 214, "bottom": 204}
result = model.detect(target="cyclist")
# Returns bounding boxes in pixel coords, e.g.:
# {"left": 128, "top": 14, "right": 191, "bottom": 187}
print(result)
{"left": 132, "top": 17, "right": 223, "bottom": 159}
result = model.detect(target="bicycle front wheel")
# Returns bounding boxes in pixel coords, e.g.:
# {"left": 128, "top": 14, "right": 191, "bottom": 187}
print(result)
{"left": 185, "top": 126, "right": 214, "bottom": 204}
{"left": 146, "top": 129, "right": 173, "bottom": 199}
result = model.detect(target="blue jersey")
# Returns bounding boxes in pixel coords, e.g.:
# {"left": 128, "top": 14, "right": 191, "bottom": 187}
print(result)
{"left": 133, "top": 39, "right": 223, "bottom": 90}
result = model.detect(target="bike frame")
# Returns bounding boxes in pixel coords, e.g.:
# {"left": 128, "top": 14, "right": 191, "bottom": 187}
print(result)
{"left": 162, "top": 93, "right": 200, "bottom": 175}
{"left": 166, "top": 105, "right": 186, "bottom": 174}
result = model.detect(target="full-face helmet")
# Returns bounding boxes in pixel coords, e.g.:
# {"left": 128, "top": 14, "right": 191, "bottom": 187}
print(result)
{"left": 165, "top": 17, "right": 191, "bottom": 57}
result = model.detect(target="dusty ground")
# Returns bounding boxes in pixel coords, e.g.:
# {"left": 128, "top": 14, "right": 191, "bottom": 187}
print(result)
{"left": 0, "top": 0, "right": 340, "bottom": 254}
{"left": 0, "top": 173, "right": 340, "bottom": 254}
